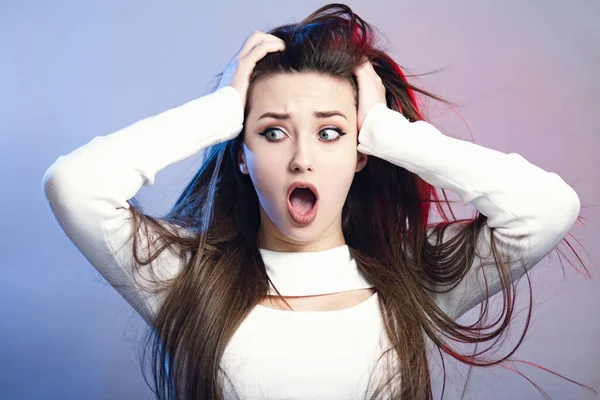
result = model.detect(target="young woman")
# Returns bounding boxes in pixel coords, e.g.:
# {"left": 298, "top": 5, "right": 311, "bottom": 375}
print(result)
{"left": 42, "top": 4, "right": 592, "bottom": 400}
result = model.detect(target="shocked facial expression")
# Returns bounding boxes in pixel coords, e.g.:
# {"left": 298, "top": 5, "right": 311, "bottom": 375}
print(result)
{"left": 239, "top": 72, "right": 367, "bottom": 249}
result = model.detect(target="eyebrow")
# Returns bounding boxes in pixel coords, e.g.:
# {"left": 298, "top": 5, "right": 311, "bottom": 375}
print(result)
{"left": 257, "top": 110, "right": 347, "bottom": 121}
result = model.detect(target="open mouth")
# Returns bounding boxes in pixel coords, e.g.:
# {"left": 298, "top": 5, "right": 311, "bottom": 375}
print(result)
{"left": 286, "top": 182, "right": 319, "bottom": 225}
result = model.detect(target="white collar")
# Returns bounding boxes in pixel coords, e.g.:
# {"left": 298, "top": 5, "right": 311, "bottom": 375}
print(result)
{"left": 258, "top": 245, "right": 375, "bottom": 296}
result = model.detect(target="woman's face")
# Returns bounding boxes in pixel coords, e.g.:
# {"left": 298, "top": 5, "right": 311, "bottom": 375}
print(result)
{"left": 240, "top": 72, "right": 367, "bottom": 251}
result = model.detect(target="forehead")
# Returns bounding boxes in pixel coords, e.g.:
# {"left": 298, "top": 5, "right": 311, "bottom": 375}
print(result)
{"left": 249, "top": 72, "right": 355, "bottom": 115}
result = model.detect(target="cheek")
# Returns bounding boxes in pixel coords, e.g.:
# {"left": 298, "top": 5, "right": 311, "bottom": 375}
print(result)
{"left": 244, "top": 148, "right": 284, "bottom": 199}
{"left": 320, "top": 149, "right": 358, "bottom": 202}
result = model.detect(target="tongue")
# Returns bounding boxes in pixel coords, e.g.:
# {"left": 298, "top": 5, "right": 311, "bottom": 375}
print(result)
{"left": 290, "top": 188, "right": 316, "bottom": 215}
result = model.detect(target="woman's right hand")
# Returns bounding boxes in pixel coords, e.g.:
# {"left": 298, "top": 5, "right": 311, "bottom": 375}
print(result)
{"left": 217, "top": 30, "right": 286, "bottom": 110}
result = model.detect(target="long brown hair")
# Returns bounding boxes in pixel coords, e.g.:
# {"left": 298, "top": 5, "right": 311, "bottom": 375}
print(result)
{"left": 125, "top": 4, "right": 594, "bottom": 399}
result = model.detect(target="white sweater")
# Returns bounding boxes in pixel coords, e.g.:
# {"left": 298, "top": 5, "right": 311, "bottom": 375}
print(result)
{"left": 42, "top": 85, "right": 580, "bottom": 399}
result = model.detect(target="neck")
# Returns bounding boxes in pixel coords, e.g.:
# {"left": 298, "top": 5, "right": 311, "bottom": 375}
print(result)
{"left": 256, "top": 209, "right": 346, "bottom": 253}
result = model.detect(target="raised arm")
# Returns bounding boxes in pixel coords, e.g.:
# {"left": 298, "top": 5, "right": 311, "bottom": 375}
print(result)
{"left": 357, "top": 103, "right": 580, "bottom": 320}
{"left": 42, "top": 86, "right": 244, "bottom": 325}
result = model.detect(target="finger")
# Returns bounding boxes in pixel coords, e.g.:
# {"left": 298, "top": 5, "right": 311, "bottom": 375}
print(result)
{"left": 355, "top": 57, "right": 371, "bottom": 70}
{"left": 353, "top": 59, "right": 372, "bottom": 80}
{"left": 356, "top": 60, "right": 383, "bottom": 84}
{"left": 242, "top": 39, "right": 285, "bottom": 65}
{"left": 239, "top": 36, "right": 284, "bottom": 60}
{"left": 238, "top": 31, "right": 284, "bottom": 59}
{"left": 236, "top": 30, "right": 265, "bottom": 57}
{"left": 359, "top": 59, "right": 378, "bottom": 77}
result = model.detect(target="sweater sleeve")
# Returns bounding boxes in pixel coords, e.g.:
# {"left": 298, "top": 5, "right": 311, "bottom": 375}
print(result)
{"left": 42, "top": 86, "right": 244, "bottom": 326}
{"left": 357, "top": 103, "right": 581, "bottom": 320}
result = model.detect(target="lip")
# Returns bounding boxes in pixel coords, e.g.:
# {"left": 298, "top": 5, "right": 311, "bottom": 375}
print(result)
{"left": 286, "top": 181, "right": 320, "bottom": 225}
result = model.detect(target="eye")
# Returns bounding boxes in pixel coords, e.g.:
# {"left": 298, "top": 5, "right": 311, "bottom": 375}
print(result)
{"left": 318, "top": 127, "right": 346, "bottom": 142}
{"left": 258, "top": 128, "right": 287, "bottom": 142}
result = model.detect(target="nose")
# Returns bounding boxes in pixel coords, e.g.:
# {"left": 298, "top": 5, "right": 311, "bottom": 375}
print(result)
{"left": 288, "top": 140, "right": 314, "bottom": 173}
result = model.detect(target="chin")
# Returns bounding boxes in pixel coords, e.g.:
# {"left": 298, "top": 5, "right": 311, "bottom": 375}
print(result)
{"left": 280, "top": 221, "right": 324, "bottom": 242}
{"left": 267, "top": 210, "right": 331, "bottom": 245}
{"left": 259, "top": 200, "right": 339, "bottom": 246}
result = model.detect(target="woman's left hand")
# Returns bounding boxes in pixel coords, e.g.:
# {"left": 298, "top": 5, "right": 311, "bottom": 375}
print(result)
{"left": 354, "top": 59, "right": 387, "bottom": 133}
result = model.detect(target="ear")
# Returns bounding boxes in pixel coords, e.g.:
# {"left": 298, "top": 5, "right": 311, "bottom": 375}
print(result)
{"left": 238, "top": 148, "right": 249, "bottom": 175}
{"left": 355, "top": 152, "right": 368, "bottom": 172}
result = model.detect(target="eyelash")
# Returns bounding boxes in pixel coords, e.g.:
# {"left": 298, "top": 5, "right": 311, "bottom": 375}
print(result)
{"left": 258, "top": 126, "right": 347, "bottom": 143}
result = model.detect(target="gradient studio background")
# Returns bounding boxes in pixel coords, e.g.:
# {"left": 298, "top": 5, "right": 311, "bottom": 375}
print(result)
{"left": 2, "top": 0, "right": 599, "bottom": 399}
